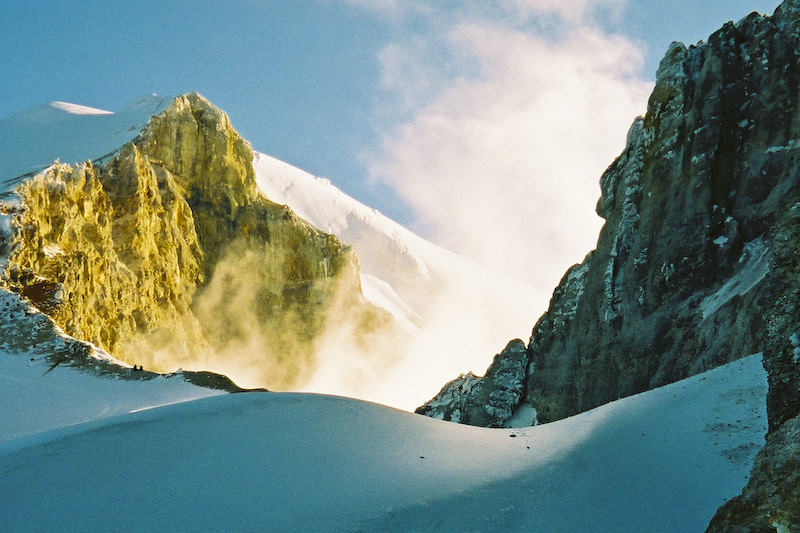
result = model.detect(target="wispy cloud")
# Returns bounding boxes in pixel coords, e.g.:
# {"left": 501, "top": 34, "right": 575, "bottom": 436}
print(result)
{"left": 297, "top": 1, "right": 654, "bottom": 408}
{"left": 337, "top": 0, "right": 626, "bottom": 26}
{"left": 508, "top": 0, "right": 626, "bottom": 23}
{"left": 355, "top": 2, "right": 652, "bottom": 293}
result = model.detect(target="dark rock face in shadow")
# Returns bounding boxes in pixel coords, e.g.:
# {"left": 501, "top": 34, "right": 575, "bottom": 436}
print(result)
{"left": 418, "top": 2, "right": 800, "bottom": 528}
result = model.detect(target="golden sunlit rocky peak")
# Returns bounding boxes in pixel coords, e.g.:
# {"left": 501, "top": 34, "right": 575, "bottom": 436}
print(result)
{"left": 0, "top": 93, "right": 400, "bottom": 391}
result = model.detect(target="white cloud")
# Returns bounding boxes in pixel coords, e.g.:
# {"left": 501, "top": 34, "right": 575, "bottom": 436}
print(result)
{"left": 508, "top": 0, "right": 626, "bottom": 22}
{"left": 296, "top": 1, "right": 655, "bottom": 405}
{"left": 365, "top": 8, "right": 652, "bottom": 295}
{"left": 376, "top": 39, "right": 437, "bottom": 113}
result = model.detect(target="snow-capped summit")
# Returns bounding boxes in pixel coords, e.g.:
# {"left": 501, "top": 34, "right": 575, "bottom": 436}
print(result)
{"left": 48, "top": 101, "right": 114, "bottom": 115}
{"left": 0, "top": 94, "right": 171, "bottom": 191}
{"left": 0, "top": 93, "right": 541, "bottom": 410}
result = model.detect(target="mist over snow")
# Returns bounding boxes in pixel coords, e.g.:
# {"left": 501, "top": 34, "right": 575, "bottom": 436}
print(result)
{"left": 254, "top": 152, "right": 542, "bottom": 410}
{"left": 0, "top": 96, "right": 544, "bottom": 411}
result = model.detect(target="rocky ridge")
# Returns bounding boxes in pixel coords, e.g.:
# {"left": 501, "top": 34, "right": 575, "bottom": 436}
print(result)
{"left": 415, "top": 339, "right": 528, "bottom": 427}
{"left": 0, "top": 286, "right": 245, "bottom": 393}
{"left": 419, "top": 1, "right": 800, "bottom": 528}
{"left": 0, "top": 93, "right": 393, "bottom": 391}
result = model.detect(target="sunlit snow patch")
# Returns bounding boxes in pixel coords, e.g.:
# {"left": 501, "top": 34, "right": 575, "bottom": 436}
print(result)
{"left": 49, "top": 101, "right": 113, "bottom": 115}
{"left": 700, "top": 237, "right": 770, "bottom": 320}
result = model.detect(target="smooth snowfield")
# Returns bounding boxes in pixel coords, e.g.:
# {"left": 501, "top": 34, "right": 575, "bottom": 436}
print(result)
{"left": 0, "top": 354, "right": 224, "bottom": 447}
{"left": 0, "top": 354, "right": 767, "bottom": 531}
{"left": 0, "top": 288, "right": 225, "bottom": 446}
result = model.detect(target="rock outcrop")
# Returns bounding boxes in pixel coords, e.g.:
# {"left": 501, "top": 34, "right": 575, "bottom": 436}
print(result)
{"left": 415, "top": 339, "right": 528, "bottom": 427}
{"left": 707, "top": 413, "right": 800, "bottom": 532}
{"left": 0, "top": 93, "right": 393, "bottom": 390}
{"left": 418, "top": 1, "right": 800, "bottom": 526}
{"left": 0, "top": 287, "right": 246, "bottom": 392}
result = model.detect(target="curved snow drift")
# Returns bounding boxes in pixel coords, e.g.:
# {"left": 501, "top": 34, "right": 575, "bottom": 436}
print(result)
{"left": 0, "top": 353, "right": 767, "bottom": 531}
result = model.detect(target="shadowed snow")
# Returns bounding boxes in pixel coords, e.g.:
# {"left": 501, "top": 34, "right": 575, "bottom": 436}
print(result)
{"left": 0, "top": 353, "right": 767, "bottom": 531}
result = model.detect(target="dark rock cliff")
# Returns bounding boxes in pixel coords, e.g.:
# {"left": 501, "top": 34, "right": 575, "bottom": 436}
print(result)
{"left": 419, "top": 1, "right": 800, "bottom": 528}
{"left": 415, "top": 339, "right": 528, "bottom": 427}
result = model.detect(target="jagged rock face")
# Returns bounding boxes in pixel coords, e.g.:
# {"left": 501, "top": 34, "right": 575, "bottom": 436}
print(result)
{"left": 416, "top": 339, "right": 528, "bottom": 427}
{"left": 421, "top": 2, "right": 800, "bottom": 426}
{"left": 707, "top": 413, "right": 800, "bottom": 532}
{"left": 527, "top": 3, "right": 800, "bottom": 424}
{"left": 0, "top": 93, "right": 388, "bottom": 390}
{"left": 708, "top": 139, "right": 800, "bottom": 530}
{"left": 419, "top": 2, "right": 800, "bottom": 526}
{"left": 6, "top": 157, "right": 207, "bottom": 360}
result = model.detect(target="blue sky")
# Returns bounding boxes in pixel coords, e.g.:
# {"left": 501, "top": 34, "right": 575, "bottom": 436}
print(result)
{"left": 0, "top": 0, "right": 782, "bottom": 286}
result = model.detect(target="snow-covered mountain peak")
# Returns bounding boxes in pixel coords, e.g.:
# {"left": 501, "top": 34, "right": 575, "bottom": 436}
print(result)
{"left": 48, "top": 101, "right": 113, "bottom": 115}
{"left": 0, "top": 94, "right": 172, "bottom": 192}
{"left": 0, "top": 93, "right": 543, "bottom": 409}
{"left": 254, "top": 151, "right": 432, "bottom": 279}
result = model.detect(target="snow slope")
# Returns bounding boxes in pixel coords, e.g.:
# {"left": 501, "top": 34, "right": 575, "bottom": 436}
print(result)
{"left": 0, "top": 353, "right": 224, "bottom": 448}
{"left": 0, "top": 94, "right": 171, "bottom": 193}
{"left": 254, "top": 152, "right": 544, "bottom": 408}
{"left": 0, "top": 350, "right": 767, "bottom": 531}
{"left": 0, "top": 289, "right": 224, "bottom": 445}
{"left": 254, "top": 151, "right": 542, "bottom": 316}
